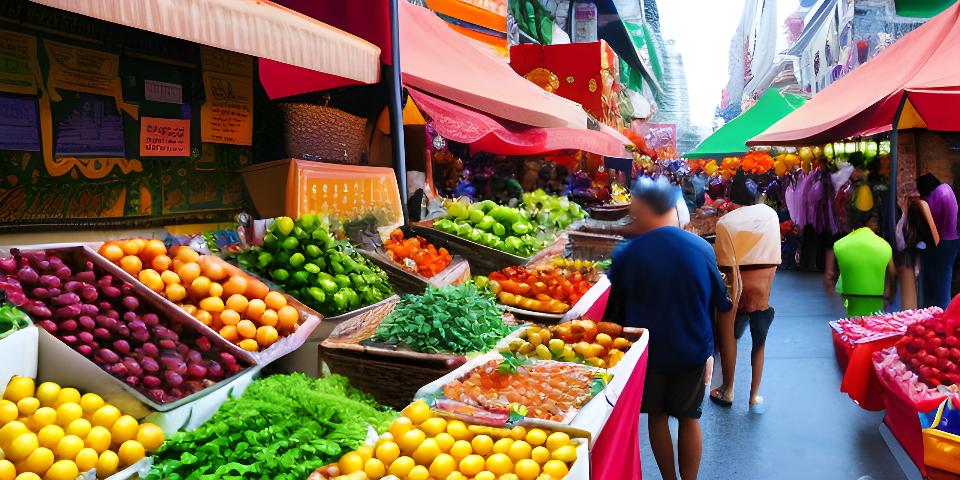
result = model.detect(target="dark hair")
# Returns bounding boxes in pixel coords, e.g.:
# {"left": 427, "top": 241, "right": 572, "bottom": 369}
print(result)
{"left": 848, "top": 151, "right": 866, "bottom": 169}
{"left": 729, "top": 168, "right": 758, "bottom": 205}
{"left": 918, "top": 173, "right": 941, "bottom": 197}
{"left": 631, "top": 176, "right": 679, "bottom": 215}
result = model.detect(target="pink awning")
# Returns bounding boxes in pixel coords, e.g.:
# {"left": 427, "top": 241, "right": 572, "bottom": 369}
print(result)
{"left": 409, "top": 88, "right": 629, "bottom": 158}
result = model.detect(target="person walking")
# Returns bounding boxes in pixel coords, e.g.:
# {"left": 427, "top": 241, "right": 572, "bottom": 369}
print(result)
{"left": 917, "top": 174, "right": 960, "bottom": 308}
{"left": 709, "top": 171, "right": 781, "bottom": 410}
{"left": 605, "top": 176, "right": 732, "bottom": 480}
{"left": 832, "top": 216, "right": 894, "bottom": 317}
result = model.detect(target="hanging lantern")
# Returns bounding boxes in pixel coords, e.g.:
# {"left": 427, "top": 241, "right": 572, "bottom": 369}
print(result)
{"left": 879, "top": 140, "right": 891, "bottom": 156}
{"left": 798, "top": 146, "right": 814, "bottom": 162}
{"left": 844, "top": 142, "right": 857, "bottom": 155}
{"left": 824, "top": 143, "right": 834, "bottom": 159}
{"left": 865, "top": 141, "right": 878, "bottom": 160}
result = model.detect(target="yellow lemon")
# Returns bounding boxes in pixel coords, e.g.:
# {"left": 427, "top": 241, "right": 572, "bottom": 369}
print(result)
{"left": 514, "top": 458, "right": 540, "bottom": 480}
{"left": 475, "top": 472, "right": 496, "bottom": 480}
{"left": 386, "top": 455, "right": 415, "bottom": 477}
{"left": 90, "top": 405, "right": 120, "bottom": 429}
{"left": 34, "top": 383, "right": 60, "bottom": 408}
{"left": 412, "top": 438, "right": 441, "bottom": 465}
{"left": 542, "top": 459, "right": 569, "bottom": 478}
{"left": 117, "top": 440, "right": 145, "bottom": 466}
{"left": 7, "top": 432, "right": 38, "bottom": 462}
{"left": 434, "top": 432, "right": 455, "bottom": 452}
{"left": 95, "top": 450, "right": 119, "bottom": 478}
{"left": 508, "top": 440, "right": 533, "bottom": 463}
{"left": 20, "top": 447, "right": 53, "bottom": 475}
{"left": 64, "top": 419, "right": 91, "bottom": 439}
{"left": 375, "top": 441, "right": 400, "bottom": 465}
{"left": 407, "top": 465, "right": 430, "bottom": 480}
{"left": 135, "top": 423, "right": 165, "bottom": 451}
{"left": 493, "top": 438, "right": 514, "bottom": 455}
{"left": 338, "top": 451, "right": 364, "bottom": 475}
{"left": 36, "top": 425, "right": 64, "bottom": 451}
{"left": 544, "top": 432, "right": 569, "bottom": 451}
{"left": 471, "top": 435, "right": 494, "bottom": 456}
{"left": 428, "top": 453, "right": 456, "bottom": 479}
{"left": 110, "top": 416, "right": 139, "bottom": 446}
{"left": 550, "top": 445, "right": 577, "bottom": 463}
{"left": 446, "top": 420, "right": 470, "bottom": 441}
{"left": 401, "top": 400, "right": 432, "bottom": 426}
{"left": 445, "top": 472, "right": 468, "bottom": 480}
{"left": 355, "top": 445, "right": 373, "bottom": 463}
{"left": 530, "top": 446, "right": 551, "bottom": 465}
{"left": 397, "top": 428, "right": 425, "bottom": 455}
{"left": 3, "top": 377, "right": 35, "bottom": 403}
{"left": 52, "top": 389, "right": 80, "bottom": 409}
{"left": 54, "top": 403, "right": 82, "bottom": 428}
{"left": 449, "top": 439, "right": 472, "bottom": 461}
{"left": 525, "top": 429, "right": 547, "bottom": 447}
{"left": 0, "top": 400, "right": 19, "bottom": 424}
{"left": 16, "top": 397, "right": 39, "bottom": 417}
{"left": 459, "top": 454, "right": 486, "bottom": 477}
{"left": 0, "top": 421, "right": 28, "bottom": 446}
{"left": 78, "top": 394, "right": 104, "bottom": 416}
{"left": 44, "top": 459, "right": 78, "bottom": 480}
{"left": 13, "top": 473, "right": 40, "bottom": 480}
{"left": 75, "top": 447, "right": 99, "bottom": 472}
{"left": 363, "top": 458, "right": 386, "bottom": 478}
{"left": 510, "top": 426, "right": 527, "bottom": 441}
{"left": 499, "top": 474, "right": 519, "bottom": 480}
{"left": 84, "top": 426, "right": 111, "bottom": 453}
{"left": 54, "top": 435, "right": 84, "bottom": 461}
{"left": 388, "top": 416, "right": 413, "bottom": 440}
{"left": 420, "top": 417, "right": 447, "bottom": 437}
{"left": 30, "top": 407, "right": 56, "bottom": 429}
{"left": 0, "top": 459, "right": 13, "bottom": 480}
{"left": 486, "top": 453, "right": 514, "bottom": 476}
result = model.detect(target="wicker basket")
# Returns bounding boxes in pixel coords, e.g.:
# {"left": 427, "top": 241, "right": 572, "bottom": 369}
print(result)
{"left": 566, "top": 230, "right": 623, "bottom": 262}
{"left": 280, "top": 103, "right": 366, "bottom": 164}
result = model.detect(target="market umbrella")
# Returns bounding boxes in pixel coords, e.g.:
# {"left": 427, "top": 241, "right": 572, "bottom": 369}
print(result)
{"left": 685, "top": 89, "right": 806, "bottom": 158}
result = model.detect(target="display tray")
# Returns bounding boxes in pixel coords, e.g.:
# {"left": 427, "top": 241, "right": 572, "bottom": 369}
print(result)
{"left": 497, "top": 274, "right": 609, "bottom": 323}
{"left": 357, "top": 248, "right": 470, "bottom": 295}
{"left": 409, "top": 222, "right": 532, "bottom": 275}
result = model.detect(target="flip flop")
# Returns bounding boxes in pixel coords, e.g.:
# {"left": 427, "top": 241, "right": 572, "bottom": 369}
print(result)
{"left": 709, "top": 387, "right": 733, "bottom": 407}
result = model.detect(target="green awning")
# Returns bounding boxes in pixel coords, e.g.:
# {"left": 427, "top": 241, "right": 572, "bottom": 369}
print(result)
{"left": 895, "top": 0, "right": 956, "bottom": 17}
{"left": 685, "top": 89, "right": 806, "bottom": 159}
{"left": 622, "top": 20, "right": 662, "bottom": 93}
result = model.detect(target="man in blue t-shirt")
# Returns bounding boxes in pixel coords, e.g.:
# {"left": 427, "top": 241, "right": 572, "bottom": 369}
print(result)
{"left": 606, "top": 176, "right": 733, "bottom": 480}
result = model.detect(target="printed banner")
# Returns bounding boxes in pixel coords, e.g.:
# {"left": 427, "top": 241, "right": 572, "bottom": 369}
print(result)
{"left": 0, "top": 94, "right": 40, "bottom": 151}
{"left": 200, "top": 70, "right": 252, "bottom": 146}
{"left": 52, "top": 92, "right": 125, "bottom": 158}
{"left": 140, "top": 117, "right": 190, "bottom": 157}
{"left": 0, "top": 30, "right": 40, "bottom": 95}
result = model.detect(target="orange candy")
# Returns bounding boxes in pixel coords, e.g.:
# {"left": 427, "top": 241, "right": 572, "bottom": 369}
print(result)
{"left": 119, "top": 256, "right": 142, "bottom": 276}
{"left": 277, "top": 306, "right": 299, "bottom": 332}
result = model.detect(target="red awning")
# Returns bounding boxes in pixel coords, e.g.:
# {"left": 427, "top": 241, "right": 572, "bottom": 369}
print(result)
{"left": 408, "top": 88, "right": 629, "bottom": 158}
{"left": 749, "top": 3, "right": 960, "bottom": 145}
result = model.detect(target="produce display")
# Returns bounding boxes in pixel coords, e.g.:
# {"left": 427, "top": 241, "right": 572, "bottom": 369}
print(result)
{"left": 384, "top": 230, "right": 452, "bottom": 278}
{"left": 147, "top": 374, "right": 395, "bottom": 480}
{"left": 0, "top": 248, "right": 247, "bottom": 404}
{"left": 484, "top": 266, "right": 595, "bottom": 314}
{"left": 311, "top": 399, "right": 580, "bottom": 480}
{"left": 832, "top": 307, "right": 942, "bottom": 345}
{"left": 98, "top": 240, "right": 300, "bottom": 352}
{"left": 519, "top": 189, "right": 587, "bottom": 231}
{"left": 0, "top": 295, "right": 30, "bottom": 340}
{"left": 373, "top": 284, "right": 510, "bottom": 354}
{"left": 235, "top": 215, "right": 394, "bottom": 316}
{"left": 0, "top": 376, "right": 164, "bottom": 480}
{"left": 895, "top": 311, "right": 960, "bottom": 387}
{"left": 441, "top": 357, "right": 604, "bottom": 422}
{"left": 503, "top": 320, "right": 632, "bottom": 369}
{"left": 432, "top": 200, "right": 547, "bottom": 258}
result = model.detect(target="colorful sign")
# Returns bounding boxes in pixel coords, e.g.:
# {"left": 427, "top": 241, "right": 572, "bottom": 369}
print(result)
{"left": 0, "top": 94, "right": 40, "bottom": 151}
{"left": 200, "top": 47, "right": 253, "bottom": 146}
{"left": 52, "top": 92, "right": 125, "bottom": 158}
{"left": 144, "top": 79, "right": 182, "bottom": 104}
{"left": 0, "top": 30, "right": 40, "bottom": 95}
{"left": 140, "top": 117, "right": 189, "bottom": 157}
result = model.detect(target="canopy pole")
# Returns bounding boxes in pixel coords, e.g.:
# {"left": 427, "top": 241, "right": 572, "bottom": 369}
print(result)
{"left": 888, "top": 94, "right": 908, "bottom": 241}
{"left": 388, "top": 0, "right": 409, "bottom": 222}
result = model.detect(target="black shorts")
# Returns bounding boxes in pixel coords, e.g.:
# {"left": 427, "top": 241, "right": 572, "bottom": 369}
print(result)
{"left": 641, "top": 364, "right": 706, "bottom": 419}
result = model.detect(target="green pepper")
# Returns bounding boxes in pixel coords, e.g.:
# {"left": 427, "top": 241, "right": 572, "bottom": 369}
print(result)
{"left": 350, "top": 273, "right": 366, "bottom": 288}
{"left": 303, "top": 263, "right": 321, "bottom": 274}
{"left": 275, "top": 216, "right": 295, "bottom": 236}
{"left": 263, "top": 233, "right": 278, "bottom": 248}
{"left": 282, "top": 236, "right": 299, "bottom": 250}
{"left": 307, "top": 287, "right": 326, "bottom": 304}
{"left": 342, "top": 256, "right": 360, "bottom": 273}
{"left": 271, "top": 268, "right": 289, "bottom": 282}
{"left": 306, "top": 244, "right": 322, "bottom": 258}
{"left": 289, "top": 253, "right": 306, "bottom": 268}
{"left": 257, "top": 252, "right": 274, "bottom": 268}
{"left": 492, "top": 223, "right": 506, "bottom": 237}
{"left": 311, "top": 228, "right": 331, "bottom": 243}
{"left": 333, "top": 291, "right": 349, "bottom": 311}
{"left": 362, "top": 273, "right": 380, "bottom": 285}
{"left": 342, "top": 288, "right": 360, "bottom": 308}
{"left": 313, "top": 257, "right": 327, "bottom": 271}
{"left": 299, "top": 213, "right": 319, "bottom": 232}
{"left": 276, "top": 251, "right": 291, "bottom": 266}
{"left": 318, "top": 278, "right": 339, "bottom": 295}
{"left": 333, "top": 274, "right": 351, "bottom": 289}
{"left": 293, "top": 226, "right": 308, "bottom": 241}
{"left": 325, "top": 237, "right": 337, "bottom": 250}
{"left": 292, "top": 270, "right": 310, "bottom": 286}
{"left": 474, "top": 275, "right": 490, "bottom": 289}
{"left": 331, "top": 260, "right": 344, "bottom": 274}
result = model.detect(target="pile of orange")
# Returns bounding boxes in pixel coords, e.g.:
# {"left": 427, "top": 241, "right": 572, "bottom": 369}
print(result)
{"left": 98, "top": 239, "right": 300, "bottom": 352}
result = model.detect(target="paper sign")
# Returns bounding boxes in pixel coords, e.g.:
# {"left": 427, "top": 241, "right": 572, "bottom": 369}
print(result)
{"left": 0, "top": 94, "right": 39, "bottom": 151}
{"left": 140, "top": 117, "right": 189, "bottom": 157}
{"left": 0, "top": 30, "right": 40, "bottom": 95}
{"left": 44, "top": 40, "right": 120, "bottom": 98}
{"left": 200, "top": 46, "right": 253, "bottom": 76}
{"left": 53, "top": 92, "right": 126, "bottom": 158}
{"left": 144, "top": 80, "right": 182, "bottom": 104}
{"left": 200, "top": 70, "right": 252, "bottom": 146}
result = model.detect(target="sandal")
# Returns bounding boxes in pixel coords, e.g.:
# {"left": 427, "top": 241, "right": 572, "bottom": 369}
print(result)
{"left": 709, "top": 387, "right": 733, "bottom": 407}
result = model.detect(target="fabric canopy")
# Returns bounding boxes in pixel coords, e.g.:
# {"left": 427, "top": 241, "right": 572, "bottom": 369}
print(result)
{"left": 687, "top": 89, "right": 806, "bottom": 158}
{"left": 399, "top": 1, "right": 588, "bottom": 129}
{"left": 408, "top": 88, "right": 629, "bottom": 158}
{"left": 896, "top": 0, "right": 956, "bottom": 17}
{"left": 32, "top": 0, "right": 381, "bottom": 84}
{"left": 750, "top": 2, "right": 960, "bottom": 146}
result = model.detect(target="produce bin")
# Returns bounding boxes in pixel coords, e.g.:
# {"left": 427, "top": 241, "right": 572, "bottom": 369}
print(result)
{"left": 565, "top": 230, "right": 622, "bottom": 262}
{"left": 409, "top": 223, "right": 530, "bottom": 276}
{"left": 357, "top": 249, "right": 471, "bottom": 295}
{"left": 0, "top": 324, "right": 38, "bottom": 386}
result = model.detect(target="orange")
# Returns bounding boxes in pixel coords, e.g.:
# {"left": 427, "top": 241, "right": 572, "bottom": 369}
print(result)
{"left": 208, "top": 283, "right": 224, "bottom": 299}
{"left": 259, "top": 309, "right": 278, "bottom": 328}
{"left": 236, "top": 320, "right": 256, "bottom": 339}
{"left": 199, "top": 296, "right": 224, "bottom": 313}
{"left": 245, "top": 299, "right": 266, "bottom": 321}
{"left": 514, "top": 459, "right": 540, "bottom": 480}
{"left": 237, "top": 339, "right": 259, "bottom": 351}
{"left": 222, "top": 276, "right": 248, "bottom": 297}
{"left": 171, "top": 259, "right": 184, "bottom": 272}
{"left": 138, "top": 269, "right": 164, "bottom": 293}
{"left": 219, "top": 309, "right": 240, "bottom": 326}
{"left": 173, "top": 247, "right": 200, "bottom": 264}
{"left": 135, "top": 423, "right": 164, "bottom": 451}
{"left": 180, "top": 304, "right": 197, "bottom": 316}
{"left": 225, "top": 294, "right": 248, "bottom": 314}
{"left": 255, "top": 326, "right": 279, "bottom": 347}
{"left": 244, "top": 279, "right": 270, "bottom": 300}
{"left": 121, "top": 239, "right": 145, "bottom": 256}
{"left": 160, "top": 270, "right": 180, "bottom": 285}
{"left": 219, "top": 325, "right": 239, "bottom": 342}
{"left": 176, "top": 263, "right": 201, "bottom": 285}
{"left": 150, "top": 255, "right": 172, "bottom": 272}
{"left": 119, "top": 256, "right": 142, "bottom": 276}
{"left": 165, "top": 284, "right": 187, "bottom": 302}
{"left": 98, "top": 243, "right": 124, "bottom": 263}
{"left": 201, "top": 260, "right": 227, "bottom": 282}
{"left": 264, "top": 291, "right": 287, "bottom": 310}
{"left": 276, "top": 305, "right": 299, "bottom": 332}
{"left": 142, "top": 239, "right": 168, "bottom": 260}
{"left": 194, "top": 310, "right": 213, "bottom": 326}
{"left": 189, "top": 277, "right": 212, "bottom": 298}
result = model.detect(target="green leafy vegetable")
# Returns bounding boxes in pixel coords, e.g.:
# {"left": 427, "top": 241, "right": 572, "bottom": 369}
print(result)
{"left": 374, "top": 283, "right": 510, "bottom": 354}
{"left": 146, "top": 374, "right": 395, "bottom": 480}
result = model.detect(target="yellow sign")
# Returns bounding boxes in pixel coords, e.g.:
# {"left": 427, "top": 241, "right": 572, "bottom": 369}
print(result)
{"left": 200, "top": 71, "right": 253, "bottom": 146}
{"left": 200, "top": 46, "right": 253, "bottom": 76}
{"left": 0, "top": 30, "right": 40, "bottom": 95}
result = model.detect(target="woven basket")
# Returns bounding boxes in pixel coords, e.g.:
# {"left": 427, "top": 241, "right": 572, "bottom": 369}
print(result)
{"left": 566, "top": 230, "right": 622, "bottom": 262}
{"left": 280, "top": 103, "right": 366, "bottom": 164}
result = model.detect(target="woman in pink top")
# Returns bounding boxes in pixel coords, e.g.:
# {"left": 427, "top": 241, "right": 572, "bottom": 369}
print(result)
{"left": 918, "top": 174, "right": 960, "bottom": 308}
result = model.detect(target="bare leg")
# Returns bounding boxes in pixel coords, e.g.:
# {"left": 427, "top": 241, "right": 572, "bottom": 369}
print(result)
{"left": 712, "top": 309, "right": 737, "bottom": 400}
{"left": 648, "top": 414, "right": 678, "bottom": 480}
{"left": 750, "top": 343, "right": 765, "bottom": 405}
{"left": 678, "top": 418, "right": 703, "bottom": 480}
{"left": 898, "top": 265, "right": 917, "bottom": 310}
